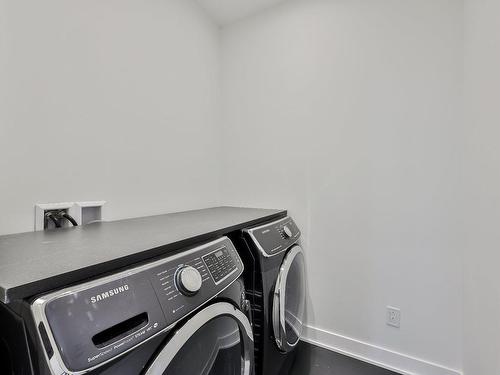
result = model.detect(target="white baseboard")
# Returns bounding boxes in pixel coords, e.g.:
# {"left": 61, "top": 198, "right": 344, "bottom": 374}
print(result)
{"left": 302, "top": 325, "right": 462, "bottom": 375}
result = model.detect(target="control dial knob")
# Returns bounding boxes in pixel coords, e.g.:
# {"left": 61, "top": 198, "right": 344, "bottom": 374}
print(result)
{"left": 282, "top": 225, "right": 293, "bottom": 238}
{"left": 175, "top": 266, "right": 202, "bottom": 296}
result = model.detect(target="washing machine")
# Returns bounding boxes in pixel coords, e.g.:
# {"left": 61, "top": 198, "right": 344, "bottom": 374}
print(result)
{"left": 1, "top": 237, "right": 254, "bottom": 375}
{"left": 232, "top": 216, "right": 306, "bottom": 375}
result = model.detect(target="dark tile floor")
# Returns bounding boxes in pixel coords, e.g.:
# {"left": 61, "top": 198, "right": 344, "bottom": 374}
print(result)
{"left": 288, "top": 341, "right": 400, "bottom": 375}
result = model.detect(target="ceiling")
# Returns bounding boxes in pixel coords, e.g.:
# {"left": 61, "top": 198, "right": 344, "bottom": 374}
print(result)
{"left": 196, "top": 0, "right": 289, "bottom": 26}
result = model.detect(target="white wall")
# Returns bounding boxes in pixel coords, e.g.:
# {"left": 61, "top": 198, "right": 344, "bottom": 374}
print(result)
{"left": 221, "top": 1, "right": 463, "bottom": 374}
{"left": 0, "top": 0, "right": 221, "bottom": 235}
{"left": 196, "top": 0, "right": 289, "bottom": 26}
{"left": 3, "top": 1, "right": 492, "bottom": 373}
{"left": 463, "top": 0, "right": 500, "bottom": 374}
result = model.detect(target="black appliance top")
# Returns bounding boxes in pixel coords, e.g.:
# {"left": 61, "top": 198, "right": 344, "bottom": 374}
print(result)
{"left": 0, "top": 206, "right": 286, "bottom": 304}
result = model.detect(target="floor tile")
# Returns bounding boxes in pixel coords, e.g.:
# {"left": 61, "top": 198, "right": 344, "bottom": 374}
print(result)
{"left": 288, "top": 341, "right": 400, "bottom": 375}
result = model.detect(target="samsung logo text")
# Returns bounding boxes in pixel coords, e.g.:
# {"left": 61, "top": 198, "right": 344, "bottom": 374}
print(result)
{"left": 90, "top": 285, "right": 130, "bottom": 304}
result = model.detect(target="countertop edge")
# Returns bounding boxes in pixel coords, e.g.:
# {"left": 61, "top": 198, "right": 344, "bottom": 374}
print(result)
{"left": 1, "top": 208, "right": 287, "bottom": 304}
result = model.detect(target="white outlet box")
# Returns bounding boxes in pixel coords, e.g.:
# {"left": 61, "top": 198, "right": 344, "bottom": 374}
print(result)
{"left": 35, "top": 202, "right": 74, "bottom": 231}
{"left": 69, "top": 201, "right": 106, "bottom": 226}
{"left": 387, "top": 306, "right": 401, "bottom": 328}
{"left": 35, "top": 201, "right": 106, "bottom": 230}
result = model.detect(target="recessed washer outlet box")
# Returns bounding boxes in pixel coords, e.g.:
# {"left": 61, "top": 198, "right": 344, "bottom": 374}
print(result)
{"left": 70, "top": 201, "right": 106, "bottom": 226}
{"left": 35, "top": 202, "right": 74, "bottom": 231}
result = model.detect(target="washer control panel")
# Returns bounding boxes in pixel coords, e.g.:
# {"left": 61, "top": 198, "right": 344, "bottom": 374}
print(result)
{"left": 31, "top": 237, "right": 243, "bottom": 375}
{"left": 149, "top": 240, "right": 243, "bottom": 325}
{"left": 245, "top": 216, "right": 301, "bottom": 257}
{"left": 203, "top": 247, "right": 238, "bottom": 284}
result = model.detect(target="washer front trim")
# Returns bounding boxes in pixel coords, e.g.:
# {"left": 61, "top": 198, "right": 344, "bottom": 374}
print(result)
{"left": 272, "top": 245, "right": 305, "bottom": 353}
{"left": 145, "top": 301, "right": 254, "bottom": 375}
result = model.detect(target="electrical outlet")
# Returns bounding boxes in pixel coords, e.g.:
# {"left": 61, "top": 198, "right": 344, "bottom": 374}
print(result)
{"left": 386, "top": 306, "right": 401, "bottom": 328}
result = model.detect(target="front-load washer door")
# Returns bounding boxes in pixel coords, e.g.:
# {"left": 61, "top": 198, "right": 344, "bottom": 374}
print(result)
{"left": 272, "top": 245, "right": 306, "bottom": 353}
{"left": 144, "top": 302, "right": 253, "bottom": 375}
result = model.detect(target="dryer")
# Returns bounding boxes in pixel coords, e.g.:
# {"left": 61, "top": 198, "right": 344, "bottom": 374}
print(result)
{"left": 2, "top": 237, "right": 254, "bottom": 375}
{"left": 234, "top": 216, "right": 306, "bottom": 375}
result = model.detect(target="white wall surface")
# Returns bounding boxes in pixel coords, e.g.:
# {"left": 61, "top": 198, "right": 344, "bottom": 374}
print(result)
{"left": 0, "top": 0, "right": 221, "bottom": 235}
{"left": 196, "top": 0, "right": 289, "bottom": 26}
{"left": 463, "top": 0, "right": 500, "bottom": 374}
{"left": 220, "top": 1, "right": 463, "bottom": 373}
{"left": 2, "top": 1, "right": 490, "bottom": 373}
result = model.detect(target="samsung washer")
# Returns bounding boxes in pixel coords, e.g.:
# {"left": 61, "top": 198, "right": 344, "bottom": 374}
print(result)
{"left": 21, "top": 237, "right": 253, "bottom": 375}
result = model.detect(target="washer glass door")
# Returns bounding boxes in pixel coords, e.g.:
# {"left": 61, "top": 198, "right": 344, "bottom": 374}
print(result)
{"left": 145, "top": 302, "right": 253, "bottom": 375}
{"left": 273, "top": 245, "right": 306, "bottom": 353}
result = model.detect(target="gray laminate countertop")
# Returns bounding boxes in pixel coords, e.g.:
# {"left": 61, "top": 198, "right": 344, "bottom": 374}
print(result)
{"left": 0, "top": 206, "right": 286, "bottom": 304}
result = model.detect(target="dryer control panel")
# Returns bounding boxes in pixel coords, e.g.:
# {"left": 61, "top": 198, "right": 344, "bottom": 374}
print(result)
{"left": 244, "top": 216, "right": 301, "bottom": 257}
{"left": 31, "top": 237, "right": 243, "bottom": 375}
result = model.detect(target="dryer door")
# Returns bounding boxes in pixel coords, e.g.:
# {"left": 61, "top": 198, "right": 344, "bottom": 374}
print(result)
{"left": 144, "top": 302, "right": 253, "bottom": 375}
{"left": 272, "top": 245, "right": 306, "bottom": 353}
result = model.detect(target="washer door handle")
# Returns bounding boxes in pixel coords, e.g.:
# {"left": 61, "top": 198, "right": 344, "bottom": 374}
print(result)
{"left": 145, "top": 302, "right": 254, "bottom": 375}
{"left": 272, "top": 245, "right": 306, "bottom": 353}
